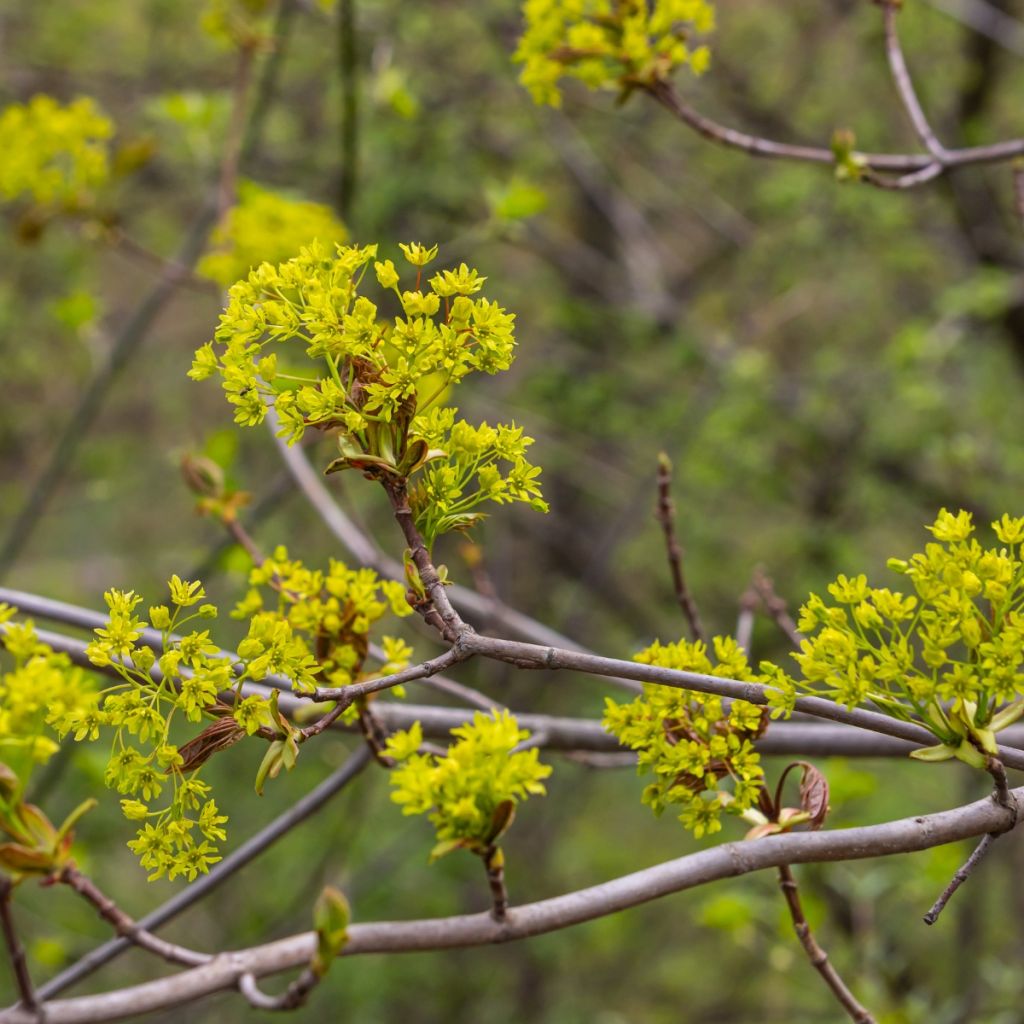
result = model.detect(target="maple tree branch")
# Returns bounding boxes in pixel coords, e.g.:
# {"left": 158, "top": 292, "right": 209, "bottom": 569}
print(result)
{"left": 37, "top": 748, "right": 371, "bottom": 1001}
{"left": 654, "top": 453, "right": 705, "bottom": 643}
{"left": 777, "top": 864, "right": 876, "bottom": 1023}
{"left": 58, "top": 868, "right": 209, "bottom": 968}
{"left": 879, "top": 0, "right": 950, "bottom": 161}
{"left": 6, "top": 786, "right": 1022, "bottom": 1024}
{"left": 0, "top": 878, "right": 37, "bottom": 1013}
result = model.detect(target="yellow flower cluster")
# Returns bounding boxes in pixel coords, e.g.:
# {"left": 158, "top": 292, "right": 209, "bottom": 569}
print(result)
{"left": 40, "top": 554, "right": 412, "bottom": 882}
{"left": 386, "top": 711, "right": 552, "bottom": 860}
{"left": 604, "top": 636, "right": 766, "bottom": 838}
{"left": 516, "top": 0, "right": 714, "bottom": 107}
{"left": 198, "top": 180, "right": 348, "bottom": 287}
{"left": 0, "top": 95, "right": 113, "bottom": 208}
{"left": 770, "top": 510, "right": 1024, "bottom": 768}
{"left": 192, "top": 240, "right": 548, "bottom": 549}
{"left": 0, "top": 606, "right": 96, "bottom": 789}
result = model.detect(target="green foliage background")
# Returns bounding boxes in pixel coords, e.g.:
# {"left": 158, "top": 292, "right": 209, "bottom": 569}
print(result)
{"left": 3, "top": 0, "right": 1024, "bottom": 1020}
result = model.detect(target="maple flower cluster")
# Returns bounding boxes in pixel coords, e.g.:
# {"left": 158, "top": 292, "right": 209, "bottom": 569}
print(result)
{"left": 191, "top": 240, "right": 548, "bottom": 549}
{"left": 516, "top": 0, "right": 714, "bottom": 107}
{"left": 386, "top": 711, "right": 552, "bottom": 860}
{"left": 604, "top": 636, "right": 767, "bottom": 838}
{"left": 0, "top": 95, "right": 113, "bottom": 209}
{"left": 0, "top": 606, "right": 96, "bottom": 787}
{"left": 769, "top": 510, "right": 1024, "bottom": 768}
{"left": 198, "top": 179, "right": 348, "bottom": 288}
{"left": 39, "top": 553, "right": 412, "bottom": 881}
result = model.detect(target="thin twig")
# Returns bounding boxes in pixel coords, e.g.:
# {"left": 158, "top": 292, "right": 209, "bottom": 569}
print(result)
{"left": 0, "top": 878, "right": 37, "bottom": 1011}
{"left": 9, "top": 606, "right": 1024, "bottom": 767}
{"left": 879, "top": 0, "right": 950, "bottom": 161}
{"left": 9, "top": 786, "right": 1024, "bottom": 1024}
{"left": 750, "top": 567, "right": 803, "bottom": 648}
{"left": 36, "top": 747, "right": 372, "bottom": 1000}
{"left": 482, "top": 846, "right": 508, "bottom": 922}
{"left": 217, "top": 44, "right": 257, "bottom": 218}
{"left": 645, "top": 79, "right": 1024, "bottom": 176}
{"left": 777, "top": 864, "right": 876, "bottom": 1023}
{"left": 58, "top": 868, "right": 209, "bottom": 968}
{"left": 654, "top": 453, "right": 705, "bottom": 643}
{"left": 923, "top": 758, "right": 1018, "bottom": 925}
{"left": 337, "top": 0, "right": 358, "bottom": 220}
{"left": 310, "top": 645, "right": 470, "bottom": 704}
{"left": 923, "top": 833, "right": 999, "bottom": 925}
{"left": 238, "top": 968, "right": 320, "bottom": 1011}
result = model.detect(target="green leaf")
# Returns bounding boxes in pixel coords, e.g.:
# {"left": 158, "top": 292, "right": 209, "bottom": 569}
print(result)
{"left": 312, "top": 886, "right": 350, "bottom": 976}
{"left": 428, "top": 838, "right": 465, "bottom": 862}
{"left": 989, "top": 700, "right": 1024, "bottom": 733}
{"left": 909, "top": 743, "right": 958, "bottom": 763}
{"left": 254, "top": 740, "right": 284, "bottom": 796}
{"left": 484, "top": 799, "right": 516, "bottom": 844}
{"left": 55, "top": 798, "right": 97, "bottom": 845}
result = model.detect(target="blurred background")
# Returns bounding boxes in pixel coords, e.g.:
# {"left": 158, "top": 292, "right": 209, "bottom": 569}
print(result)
{"left": 2, "top": 0, "right": 1024, "bottom": 1020}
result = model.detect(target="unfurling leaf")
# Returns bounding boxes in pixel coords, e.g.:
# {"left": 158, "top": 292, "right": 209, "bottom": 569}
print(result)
{"left": 796, "top": 763, "right": 829, "bottom": 830}
{"left": 485, "top": 799, "right": 516, "bottom": 844}
{"left": 312, "top": 886, "right": 351, "bottom": 977}
{"left": 178, "top": 716, "right": 246, "bottom": 772}
{"left": 773, "top": 761, "right": 829, "bottom": 831}
{"left": 909, "top": 743, "right": 958, "bottom": 763}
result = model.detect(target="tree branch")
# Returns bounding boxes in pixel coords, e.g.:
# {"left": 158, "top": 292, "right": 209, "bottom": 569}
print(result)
{"left": 0, "top": 878, "right": 37, "bottom": 1012}
{"left": 645, "top": 79, "right": 1024, "bottom": 178}
{"left": 654, "top": 453, "right": 705, "bottom": 643}
{"left": 10, "top": 609, "right": 1024, "bottom": 763}
{"left": 777, "top": 864, "right": 875, "bottom": 1023}
{"left": 36, "top": 747, "right": 371, "bottom": 1001}
{"left": 456, "top": 632, "right": 1024, "bottom": 771}
{"left": 7, "top": 786, "right": 1022, "bottom": 1024}
{"left": 879, "top": 0, "right": 950, "bottom": 162}
{"left": 57, "top": 868, "right": 208, "bottom": 968}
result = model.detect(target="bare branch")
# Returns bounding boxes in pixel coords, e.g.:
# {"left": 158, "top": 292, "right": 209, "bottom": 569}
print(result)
{"left": 923, "top": 832, "right": 999, "bottom": 926}
{"left": 879, "top": 0, "right": 950, "bottom": 161}
{"left": 654, "top": 453, "right": 705, "bottom": 643}
{"left": 7, "top": 786, "right": 1022, "bottom": 1024}
{"left": 0, "top": 878, "right": 38, "bottom": 1012}
{"left": 645, "top": 79, "right": 1024, "bottom": 178}
{"left": 777, "top": 864, "right": 875, "bottom": 1023}
{"left": 58, "top": 868, "right": 209, "bottom": 968}
{"left": 924, "top": 757, "right": 1018, "bottom": 925}
{"left": 10, "top": 612, "right": 1024, "bottom": 763}
{"left": 455, "top": 632, "right": 1024, "bottom": 771}
{"left": 36, "top": 748, "right": 371, "bottom": 1001}
{"left": 238, "top": 968, "right": 320, "bottom": 1011}
{"left": 749, "top": 567, "right": 803, "bottom": 648}
{"left": 310, "top": 645, "right": 470, "bottom": 705}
